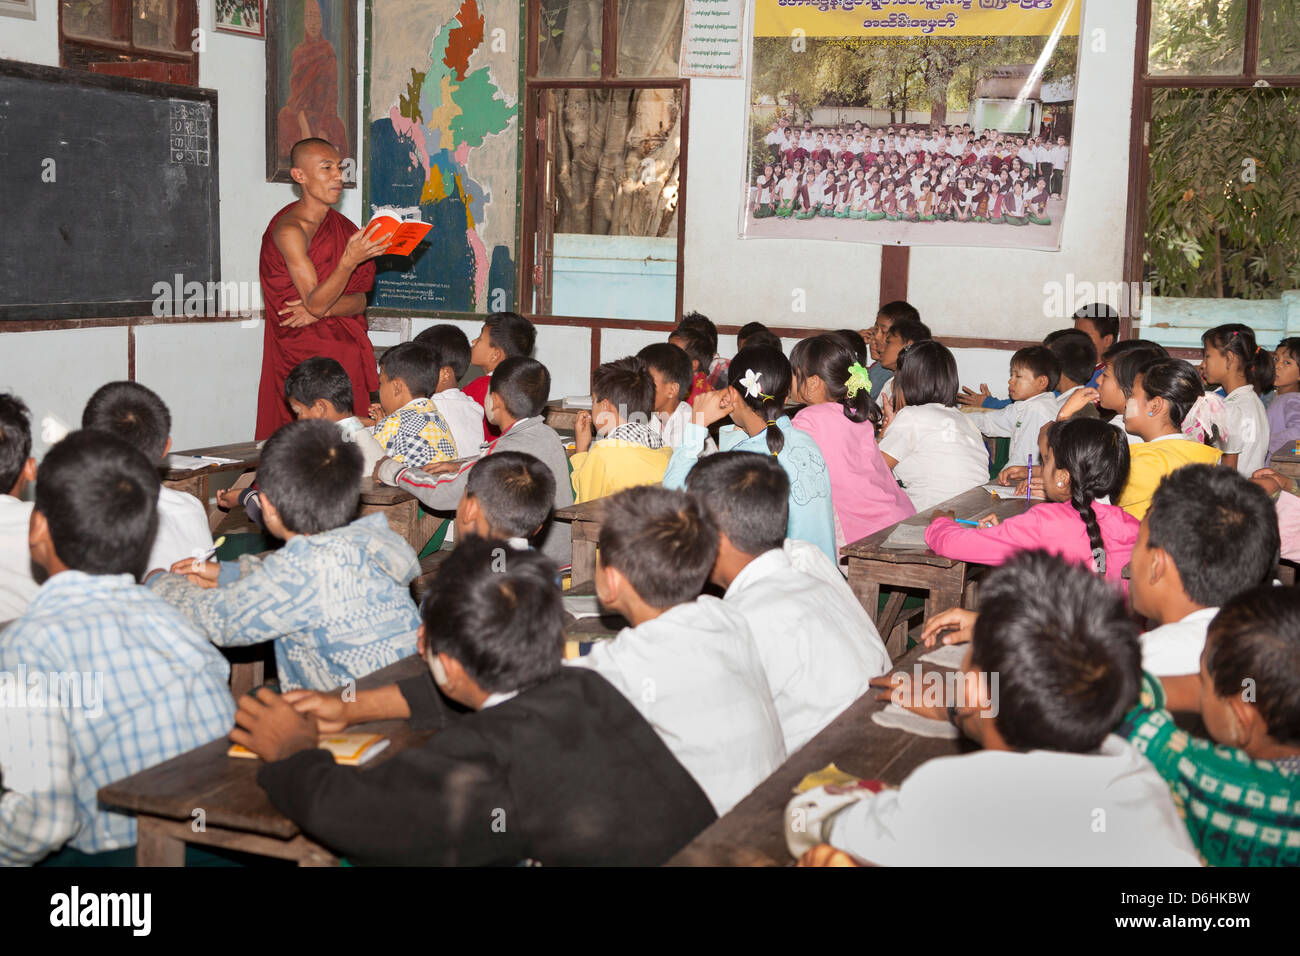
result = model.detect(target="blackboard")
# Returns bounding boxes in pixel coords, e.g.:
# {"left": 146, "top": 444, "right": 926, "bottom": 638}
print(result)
{"left": 0, "top": 59, "right": 220, "bottom": 321}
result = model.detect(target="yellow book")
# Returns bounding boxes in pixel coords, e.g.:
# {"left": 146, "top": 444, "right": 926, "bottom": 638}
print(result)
{"left": 227, "top": 733, "right": 391, "bottom": 766}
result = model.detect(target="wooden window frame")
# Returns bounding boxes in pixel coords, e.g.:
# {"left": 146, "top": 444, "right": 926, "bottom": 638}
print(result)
{"left": 59, "top": 0, "right": 200, "bottom": 87}
{"left": 1123, "top": 0, "right": 1300, "bottom": 339}
{"left": 521, "top": 0, "right": 689, "bottom": 327}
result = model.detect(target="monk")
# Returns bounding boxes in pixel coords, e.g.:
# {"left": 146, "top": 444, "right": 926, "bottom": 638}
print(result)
{"left": 276, "top": 0, "right": 348, "bottom": 165}
{"left": 256, "top": 138, "right": 386, "bottom": 438}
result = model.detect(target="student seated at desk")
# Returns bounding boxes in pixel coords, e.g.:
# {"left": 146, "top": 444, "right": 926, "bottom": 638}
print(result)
{"left": 568, "top": 486, "right": 786, "bottom": 815}
{"left": 377, "top": 357, "right": 573, "bottom": 567}
{"left": 872, "top": 315, "right": 931, "bottom": 407}
{"left": 411, "top": 324, "right": 485, "bottom": 456}
{"left": 0, "top": 431, "right": 234, "bottom": 866}
{"left": 464, "top": 311, "right": 537, "bottom": 440}
{"left": 685, "top": 453, "right": 890, "bottom": 753}
{"left": 148, "top": 420, "right": 420, "bottom": 691}
{"left": 82, "top": 381, "right": 213, "bottom": 571}
{"left": 239, "top": 538, "right": 716, "bottom": 866}
{"left": 1117, "top": 585, "right": 1300, "bottom": 866}
{"left": 569, "top": 357, "right": 673, "bottom": 504}
{"left": 1129, "top": 465, "right": 1278, "bottom": 679}
{"left": 1043, "top": 328, "right": 1101, "bottom": 420}
{"left": 453, "top": 451, "right": 555, "bottom": 551}
{"left": 787, "top": 552, "right": 1201, "bottom": 867}
{"left": 663, "top": 345, "right": 837, "bottom": 563}
{"left": 0, "top": 394, "right": 39, "bottom": 622}
{"left": 370, "top": 342, "right": 459, "bottom": 468}
{"left": 638, "top": 342, "right": 715, "bottom": 453}
{"left": 1253, "top": 466, "right": 1300, "bottom": 560}
{"left": 925, "top": 418, "right": 1138, "bottom": 585}
{"left": 967, "top": 345, "right": 1061, "bottom": 471}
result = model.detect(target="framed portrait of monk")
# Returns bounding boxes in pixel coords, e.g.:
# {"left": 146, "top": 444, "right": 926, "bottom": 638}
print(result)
{"left": 265, "top": 0, "right": 357, "bottom": 184}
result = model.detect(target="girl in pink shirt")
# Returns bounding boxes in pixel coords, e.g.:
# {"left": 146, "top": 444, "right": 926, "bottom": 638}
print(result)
{"left": 925, "top": 417, "right": 1138, "bottom": 584}
{"left": 790, "top": 334, "right": 915, "bottom": 545}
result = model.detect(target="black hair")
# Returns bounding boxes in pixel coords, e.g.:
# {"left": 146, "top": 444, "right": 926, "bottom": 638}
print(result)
{"left": 490, "top": 356, "right": 551, "bottom": 420}
{"left": 727, "top": 345, "right": 792, "bottom": 455}
{"left": 256, "top": 419, "right": 363, "bottom": 535}
{"left": 1275, "top": 336, "right": 1300, "bottom": 364}
{"left": 677, "top": 312, "right": 718, "bottom": 355}
{"left": 894, "top": 339, "right": 960, "bottom": 408}
{"left": 1205, "top": 585, "right": 1300, "bottom": 747}
{"left": 1045, "top": 419, "right": 1131, "bottom": 575}
{"left": 413, "top": 324, "right": 472, "bottom": 381}
{"left": 833, "top": 329, "right": 869, "bottom": 365}
{"left": 888, "top": 316, "right": 932, "bottom": 346}
{"left": 597, "top": 486, "right": 718, "bottom": 608}
{"left": 970, "top": 551, "right": 1141, "bottom": 753}
{"left": 1073, "top": 303, "right": 1119, "bottom": 342}
{"left": 737, "top": 321, "right": 772, "bottom": 350}
{"left": 422, "top": 535, "right": 563, "bottom": 694}
{"left": 379, "top": 341, "right": 439, "bottom": 399}
{"left": 591, "top": 356, "right": 656, "bottom": 421}
{"left": 81, "top": 381, "right": 172, "bottom": 461}
{"left": 1103, "top": 340, "right": 1168, "bottom": 398}
{"left": 684, "top": 452, "right": 789, "bottom": 555}
{"left": 1146, "top": 465, "right": 1279, "bottom": 607}
{"left": 789, "top": 333, "right": 881, "bottom": 426}
{"left": 36, "top": 430, "right": 160, "bottom": 579}
{"left": 670, "top": 326, "right": 714, "bottom": 373}
{"left": 1043, "top": 329, "right": 1098, "bottom": 387}
{"left": 483, "top": 311, "right": 537, "bottom": 359}
{"left": 877, "top": 300, "right": 920, "bottom": 326}
{"left": 0, "top": 393, "right": 32, "bottom": 493}
{"left": 1009, "top": 345, "right": 1061, "bottom": 393}
{"left": 284, "top": 357, "right": 355, "bottom": 415}
{"left": 1137, "top": 358, "right": 1212, "bottom": 438}
{"left": 637, "top": 343, "right": 694, "bottom": 407}
{"left": 465, "top": 450, "right": 556, "bottom": 540}
{"left": 1203, "top": 323, "right": 1275, "bottom": 395}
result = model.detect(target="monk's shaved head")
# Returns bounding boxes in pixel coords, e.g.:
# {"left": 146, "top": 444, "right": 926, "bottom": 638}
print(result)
{"left": 290, "top": 137, "right": 337, "bottom": 171}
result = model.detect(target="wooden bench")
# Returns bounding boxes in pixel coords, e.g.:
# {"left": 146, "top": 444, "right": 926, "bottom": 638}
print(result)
{"left": 553, "top": 498, "right": 606, "bottom": 590}
{"left": 163, "top": 441, "right": 262, "bottom": 533}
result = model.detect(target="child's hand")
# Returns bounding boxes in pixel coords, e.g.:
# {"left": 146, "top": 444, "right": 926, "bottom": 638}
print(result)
{"left": 367, "top": 402, "right": 385, "bottom": 422}
{"left": 797, "top": 844, "right": 865, "bottom": 867}
{"left": 919, "top": 606, "right": 977, "bottom": 647}
{"left": 880, "top": 392, "right": 896, "bottom": 433}
{"left": 1057, "top": 386, "right": 1100, "bottom": 421}
{"left": 169, "top": 557, "right": 220, "bottom": 589}
{"left": 419, "top": 459, "right": 460, "bottom": 476}
{"left": 958, "top": 384, "right": 991, "bottom": 407}
{"left": 975, "top": 512, "right": 999, "bottom": 528}
{"left": 573, "top": 410, "right": 594, "bottom": 453}
{"left": 869, "top": 671, "right": 949, "bottom": 721}
{"left": 282, "top": 689, "right": 349, "bottom": 734}
{"left": 690, "top": 389, "right": 734, "bottom": 429}
{"left": 1012, "top": 474, "right": 1045, "bottom": 499}
{"left": 998, "top": 465, "right": 1028, "bottom": 485}
{"left": 1252, "top": 467, "right": 1297, "bottom": 497}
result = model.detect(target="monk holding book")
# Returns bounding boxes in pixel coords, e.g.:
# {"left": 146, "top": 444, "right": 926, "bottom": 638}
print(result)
{"left": 256, "top": 137, "right": 386, "bottom": 438}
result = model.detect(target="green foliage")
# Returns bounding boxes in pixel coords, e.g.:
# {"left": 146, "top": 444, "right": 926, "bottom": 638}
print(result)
{"left": 1148, "top": 0, "right": 1247, "bottom": 76}
{"left": 1145, "top": 87, "right": 1300, "bottom": 299}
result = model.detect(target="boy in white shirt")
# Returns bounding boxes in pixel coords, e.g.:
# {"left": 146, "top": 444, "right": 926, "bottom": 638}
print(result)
{"left": 81, "top": 381, "right": 213, "bottom": 572}
{"left": 0, "top": 394, "right": 39, "bottom": 622}
{"left": 685, "top": 453, "right": 889, "bottom": 753}
{"left": 1045, "top": 329, "right": 1100, "bottom": 418}
{"left": 1048, "top": 136, "right": 1069, "bottom": 196}
{"left": 568, "top": 485, "right": 786, "bottom": 815}
{"left": 1129, "top": 464, "right": 1278, "bottom": 680}
{"left": 414, "top": 324, "right": 487, "bottom": 458}
{"left": 971, "top": 345, "right": 1061, "bottom": 469}
{"left": 789, "top": 551, "right": 1201, "bottom": 867}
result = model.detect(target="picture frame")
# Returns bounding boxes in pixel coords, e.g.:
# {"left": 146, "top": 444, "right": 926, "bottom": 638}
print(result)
{"left": 215, "top": 0, "right": 265, "bottom": 38}
{"left": 265, "top": 0, "right": 357, "bottom": 185}
{"left": 0, "top": 0, "right": 36, "bottom": 21}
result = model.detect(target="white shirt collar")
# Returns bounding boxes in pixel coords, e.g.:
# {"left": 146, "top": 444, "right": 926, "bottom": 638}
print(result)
{"left": 481, "top": 689, "right": 519, "bottom": 709}
{"left": 1150, "top": 432, "right": 1189, "bottom": 443}
{"left": 724, "top": 548, "right": 789, "bottom": 599}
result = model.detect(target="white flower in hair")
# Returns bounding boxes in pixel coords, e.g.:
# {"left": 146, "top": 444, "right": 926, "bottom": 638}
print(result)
{"left": 738, "top": 369, "right": 763, "bottom": 399}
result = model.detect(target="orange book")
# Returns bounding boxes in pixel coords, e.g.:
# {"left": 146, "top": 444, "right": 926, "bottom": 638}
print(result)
{"left": 366, "top": 208, "right": 433, "bottom": 257}
{"left": 227, "top": 733, "right": 391, "bottom": 766}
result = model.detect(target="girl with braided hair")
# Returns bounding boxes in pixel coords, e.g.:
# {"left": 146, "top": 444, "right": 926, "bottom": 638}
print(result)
{"left": 924, "top": 418, "right": 1139, "bottom": 586}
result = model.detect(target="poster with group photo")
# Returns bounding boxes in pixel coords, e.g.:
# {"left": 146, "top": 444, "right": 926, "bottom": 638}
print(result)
{"left": 741, "top": 0, "right": 1082, "bottom": 250}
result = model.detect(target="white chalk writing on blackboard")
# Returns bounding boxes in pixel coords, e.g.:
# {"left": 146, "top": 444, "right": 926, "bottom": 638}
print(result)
{"left": 168, "top": 101, "right": 210, "bottom": 167}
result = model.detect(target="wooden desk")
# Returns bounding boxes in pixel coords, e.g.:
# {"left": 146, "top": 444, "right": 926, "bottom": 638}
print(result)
{"left": 358, "top": 477, "right": 438, "bottom": 553}
{"left": 841, "top": 486, "right": 1031, "bottom": 659}
{"left": 98, "top": 654, "right": 431, "bottom": 867}
{"left": 553, "top": 498, "right": 607, "bottom": 589}
{"left": 1269, "top": 447, "right": 1300, "bottom": 482}
{"left": 164, "top": 441, "right": 262, "bottom": 533}
{"left": 666, "top": 642, "right": 969, "bottom": 866}
{"left": 544, "top": 400, "right": 584, "bottom": 434}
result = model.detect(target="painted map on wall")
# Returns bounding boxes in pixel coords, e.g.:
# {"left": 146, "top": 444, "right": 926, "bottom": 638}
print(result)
{"left": 366, "top": 0, "right": 518, "bottom": 313}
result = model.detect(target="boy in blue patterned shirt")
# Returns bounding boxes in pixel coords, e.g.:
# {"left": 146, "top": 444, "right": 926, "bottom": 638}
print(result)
{"left": 148, "top": 420, "right": 421, "bottom": 690}
{"left": 370, "top": 342, "right": 458, "bottom": 468}
{"left": 0, "top": 430, "right": 234, "bottom": 865}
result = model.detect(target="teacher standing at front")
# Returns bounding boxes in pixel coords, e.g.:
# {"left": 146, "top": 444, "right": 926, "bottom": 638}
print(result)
{"left": 256, "top": 137, "right": 385, "bottom": 438}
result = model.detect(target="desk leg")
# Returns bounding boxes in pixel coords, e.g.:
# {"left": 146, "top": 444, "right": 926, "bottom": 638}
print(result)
{"left": 362, "top": 499, "right": 422, "bottom": 552}
{"left": 846, "top": 564, "right": 881, "bottom": 623}
{"left": 569, "top": 522, "right": 598, "bottom": 589}
{"left": 137, "top": 817, "right": 186, "bottom": 866}
{"left": 925, "top": 575, "right": 965, "bottom": 621}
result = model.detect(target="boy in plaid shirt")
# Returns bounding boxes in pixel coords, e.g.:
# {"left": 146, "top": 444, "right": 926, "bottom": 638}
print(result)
{"left": 370, "top": 342, "right": 458, "bottom": 467}
{"left": 0, "top": 431, "right": 234, "bottom": 865}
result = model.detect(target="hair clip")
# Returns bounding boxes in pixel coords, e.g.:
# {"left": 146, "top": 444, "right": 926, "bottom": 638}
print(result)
{"left": 845, "top": 362, "right": 873, "bottom": 398}
{"left": 766, "top": 420, "right": 779, "bottom": 427}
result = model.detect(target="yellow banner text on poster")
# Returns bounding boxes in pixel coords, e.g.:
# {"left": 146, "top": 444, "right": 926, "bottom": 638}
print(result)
{"left": 755, "top": 0, "right": 1081, "bottom": 38}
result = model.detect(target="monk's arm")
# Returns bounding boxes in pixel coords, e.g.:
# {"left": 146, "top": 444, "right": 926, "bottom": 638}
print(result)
{"left": 273, "top": 221, "right": 370, "bottom": 320}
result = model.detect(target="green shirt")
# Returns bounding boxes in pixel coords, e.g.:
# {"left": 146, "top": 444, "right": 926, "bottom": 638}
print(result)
{"left": 1118, "top": 673, "right": 1300, "bottom": 867}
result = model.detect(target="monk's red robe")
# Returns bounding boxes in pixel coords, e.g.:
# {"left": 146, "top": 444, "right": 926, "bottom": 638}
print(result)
{"left": 256, "top": 203, "right": 376, "bottom": 439}
{"left": 277, "top": 38, "right": 349, "bottom": 161}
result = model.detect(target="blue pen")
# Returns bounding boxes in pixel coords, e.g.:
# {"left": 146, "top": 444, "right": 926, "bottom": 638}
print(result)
{"left": 954, "top": 518, "right": 982, "bottom": 527}
{"left": 1026, "top": 454, "right": 1033, "bottom": 503}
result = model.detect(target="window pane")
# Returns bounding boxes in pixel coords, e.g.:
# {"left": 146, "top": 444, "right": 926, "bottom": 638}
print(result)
{"left": 61, "top": 0, "right": 117, "bottom": 43}
{"left": 133, "top": 0, "right": 182, "bottom": 54}
{"left": 1148, "top": 0, "right": 1245, "bottom": 76}
{"left": 618, "top": 0, "right": 683, "bottom": 77}
{"left": 1145, "top": 88, "right": 1300, "bottom": 300}
{"left": 538, "top": 0, "right": 602, "bottom": 78}
{"left": 1259, "top": 0, "right": 1300, "bottom": 75}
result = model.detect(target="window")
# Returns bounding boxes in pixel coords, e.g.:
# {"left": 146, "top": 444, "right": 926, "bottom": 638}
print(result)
{"left": 61, "top": 0, "right": 199, "bottom": 86}
{"left": 524, "top": 0, "right": 687, "bottom": 322}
